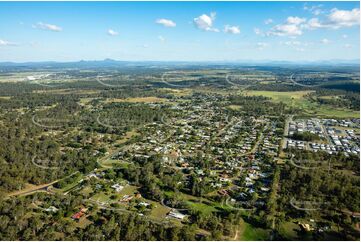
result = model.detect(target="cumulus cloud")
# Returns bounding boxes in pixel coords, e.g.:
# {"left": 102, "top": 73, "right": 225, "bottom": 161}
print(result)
{"left": 268, "top": 23, "right": 303, "bottom": 36}
{"left": 33, "top": 22, "right": 62, "bottom": 32}
{"left": 156, "top": 18, "right": 176, "bottom": 27}
{"left": 265, "top": 9, "right": 359, "bottom": 37}
{"left": 0, "top": 39, "right": 17, "bottom": 46}
{"left": 224, "top": 25, "right": 240, "bottom": 34}
{"left": 305, "top": 18, "right": 324, "bottom": 29}
{"left": 286, "top": 16, "right": 306, "bottom": 25}
{"left": 342, "top": 34, "right": 348, "bottom": 39}
{"left": 328, "top": 8, "right": 360, "bottom": 27}
{"left": 264, "top": 19, "right": 273, "bottom": 25}
{"left": 193, "top": 12, "right": 219, "bottom": 32}
{"left": 304, "top": 8, "right": 360, "bottom": 29}
{"left": 267, "top": 16, "right": 305, "bottom": 36}
{"left": 320, "top": 38, "right": 330, "bottom": 44}
{"left": 344, "top": 44, "right": 352, "bottom": 48}
{"left": 107, "top": 29, "right": 119, "bottom": 36}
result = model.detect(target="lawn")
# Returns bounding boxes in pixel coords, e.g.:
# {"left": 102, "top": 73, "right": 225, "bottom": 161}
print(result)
{"left": 186, "top": 201, "right": 218, "bottom": 215}
{"left": 91, "top": 192, "right": 109, "bottom": 202}
{"left": 149, "top": 202, "right": 171, "bottom": 220}
{"left": 117, "top": 185, "right": 138, "bottom": 197}
{"left": 100, "top": 159, "right": 123, "bottom": 168}
{"left": 239, "top": 222, "right": 270, "bottom": 241}
{"left": 164, "top": 190, "right": 218, "bottom": 215}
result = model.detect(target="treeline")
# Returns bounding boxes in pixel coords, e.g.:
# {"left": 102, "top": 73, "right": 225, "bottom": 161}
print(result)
{"left": 320, "top": 81, "right": 360, "bottom": 93}
{"left": 228, "top": 95, "right": 295, "bottom": 116}
{"left": 291, "top": 131, "right": 320, "bottom": 141}
{"left": 308, "top": 89, "right": 360, "bottom": 111}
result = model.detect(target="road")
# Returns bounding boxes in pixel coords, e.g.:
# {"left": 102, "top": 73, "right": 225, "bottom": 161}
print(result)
{"left": 250, "top": 123, "right": 268, "bottom": 154}
{"left": 7, "top": 171, "right": 79, "bottom": 198}
{"left": 281, "top": 115, "right": 293, "bottom": 149}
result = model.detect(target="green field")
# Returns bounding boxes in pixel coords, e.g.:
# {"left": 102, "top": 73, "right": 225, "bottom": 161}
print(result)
{"left": 239, "top": 221, "right": 270, "bottom": 240}
{"left": 246, "top": 90, "right": 359, "bottom": 118}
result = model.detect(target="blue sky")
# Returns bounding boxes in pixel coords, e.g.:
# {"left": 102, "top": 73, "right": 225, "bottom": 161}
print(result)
{"left": 0, "top": 1, "right": 359, "bottom": 62}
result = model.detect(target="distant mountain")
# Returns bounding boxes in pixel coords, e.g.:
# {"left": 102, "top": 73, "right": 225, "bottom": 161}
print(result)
{"left": 0, "top": 59, "right": 359, "bottom": 69}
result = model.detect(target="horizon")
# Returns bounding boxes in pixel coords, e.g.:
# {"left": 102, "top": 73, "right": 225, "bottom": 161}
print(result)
{"left": 0, "top": 57, "right": 360, "bottom": 64}
{"left": 0, "top": 1, "right": 360, "bottom": 62}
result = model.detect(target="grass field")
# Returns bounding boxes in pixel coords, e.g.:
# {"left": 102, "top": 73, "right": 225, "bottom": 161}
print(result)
{"left": 186, "top": 201, "right": 218, "bottom": 215}
{"left": 33, "top": 89, "right": 100, "bottom": 95}
{"left": 149, "top": 202, "right": 171, "bottom": 220}
{"left": 239, "top": 221, "right": 270, "bottom": 240}
{"left": 246, "top": 90, "right": 359, "bottom": 118}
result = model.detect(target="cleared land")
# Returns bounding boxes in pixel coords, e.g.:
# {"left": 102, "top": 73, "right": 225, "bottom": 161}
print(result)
{"left": 103, "top": 96, "right": 168, "bottom": 103}
{"left": 246, "top": 90, "right": 359, "bottom": 118}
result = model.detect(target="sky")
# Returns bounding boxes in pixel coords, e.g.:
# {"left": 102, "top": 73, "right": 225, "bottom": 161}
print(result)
{"left": 0, "top": 1, "right": 359, "bottom": 62}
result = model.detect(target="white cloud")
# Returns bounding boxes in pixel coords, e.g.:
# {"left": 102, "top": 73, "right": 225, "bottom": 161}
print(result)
{"left": 268, "top": 23, "right": 303, "bottom": 36}
{"left": 267, "top": 16, "right": 305, "bottom": 36}
{"left": 320, "top": 38, "right": 330, "bottom": 44}
{"left": 0, "top": 39, "right": 17, "bottom": 46}
{"left": 142, "top": 44, "right": 149, "bottom": 48}
{"left": 344, "top": 44, "right": 352, "bottom": 48}
{"left": 33, "top": 22, "right": 62, "bottom": 32}
{"left": 224, "top": 25, "right": 240, "bottom": 34}
{"left": 342, "top": 34, "right": 348, "bottom": 39}
{"left": 158, "top": 35, "right": 165, "bottom": 43}
{"left": 155, "top": 18, "right": 176, "bottom": 27}
{"left": 286, "top": 16, "right": 306, "bottom": 25}
{"left": 295, "top": 47, "right": 305, "bottom": 52}
{"left": 328, "top": 8, "right": 360, "bottom": 27}
{"left": 305, "top": 18, "right": 324, "bottom": 29}
{"left": 257, "top": 42, "right": 269, "bottom": 50}
{"left": 321, "top": 38, "right": 330, "bottom": 44}
{"left": 264, "top": 19, "right": 273, "bottom": 25}
{"left": 304, "top": 8, "right": 360, "bottom": 30}
{"left": 107, "top": 29, "right": 119, "bottom": 36}
{"left": 193, "top": 12, "right": 219, "bottom": 32}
